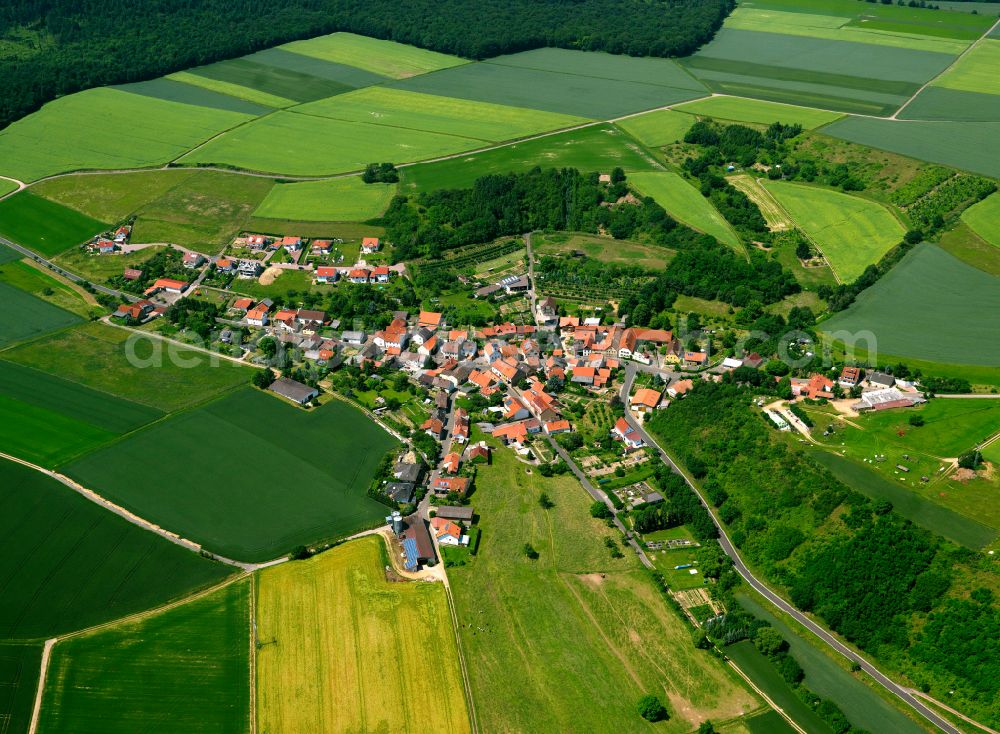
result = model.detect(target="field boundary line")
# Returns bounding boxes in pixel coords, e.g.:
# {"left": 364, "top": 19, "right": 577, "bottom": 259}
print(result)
{"left": 249, "top": 573, "right": 257, "bottom": 734}
{"left": 891, "top": 15, "right": 1000, "bottom": 120}
{"left": 26, "top": 638, "right": 54, "bottom": 734}
{"left": 724, "top": 657, "right": 808, "bottom": 734}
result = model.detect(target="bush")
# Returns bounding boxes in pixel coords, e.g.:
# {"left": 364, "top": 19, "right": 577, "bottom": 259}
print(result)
{"left": 523, "top": 543, "right": 539, "bottom": 560}
{"left": 908, "top": 414, "right": 924, "bottom": 427}
{"left": 538, "top": 492, "right": 554, "bottom": 509}
{"left": 590, "top": 501, "right": 613, "bottom": 519}
{"left": 636, "top": 694, "right": 669, "bottom": 722}
{"left": 290, "top": 545, "right": 312, "bottom": 560}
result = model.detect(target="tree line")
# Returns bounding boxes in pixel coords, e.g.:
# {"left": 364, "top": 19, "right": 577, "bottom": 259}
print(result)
{"left": 0, "top": 0, "right": 732, "bottom": 131}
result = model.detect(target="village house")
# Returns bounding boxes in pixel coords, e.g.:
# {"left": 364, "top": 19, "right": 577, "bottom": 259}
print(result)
{"left": 667, "top": 378, "right": 694, "bottom": 399}
{"left": 492, "top": 358, "right": 524, "bottom": 385}
{"left": 683, "top": 351, "right": 708, "bottom": 368}
{"left": 90, "top": 239, "right": 116, "bottom": 255}
{"left": 113, "top": 299, "right": 154, "bottom": 322}
{"left": 311, "top": 240, "right": 333, "bottom": 255}
{"left": 245, "top": 304, "right": 270, "bottom": 327}
{"left": 441, "top": 452, "right": 461, "bottom": 475}
{"left": 422, "top": 417, "right": 446, "bottom": 440}
{"left": 418, "top": 311, "right": 443, "bottom": 330}
{"left": 237, "top": 260, "right": 263, "bottom": 279}
{"left": 536, "top": 295, "right": 558, "bottom": 326}
{"left": 393, "top": 461, "right": 424, "bottom": 485}
{"left": 246, "top": 234, "right": 269, "bottom": 249}
{"left": 281, "top": 236, "right": 303, "bottom": 251}
{"left": 348, "top": 268, "right": 370, "bottom": 284}
{"left": 452, "top": 408, "right": 470, "bottom": 444}
{"left": 340, "top": 330, "right": 366, "bottom": 345}
{"left": 544, "top": 419, "right": 571, "bottom": 435}
{"left": 430, "top": 517, "right": 468, "bottom": 546}
{"left": 272, "top": 309, "right": 298, "bottom": 331}
{"left": 431, "top": 475, "right": 470, "bottom": 496}
{"left": 315, "top": 266, "right": 338, "bottom": 284}
{"left": 385, "top": 482, "right": 415, "bottom": 505}
{"left": 630, "top": 387, "right": 662, "bottom": 414}
{"left": 435, "top": 505, "right": 475, "bottom": 522}
{"left": 792, "top": 374, "right": 835, "bottom": 400}
{"left": 372, "top": 265, "right": 391, "bottom": 283}
{"left": 612, "top": 417, "right": 644, "bottom": 449}
{"left": 231, "top": 297, "right": 253, "bottom": 313}
{"left": 361, "top": 237, "right": 381, "bottom": 254}
{"left": 182, "top": 251, "right": 204, "bottom": 269}
{"left": 122, "top": 268, "right": 143, "bottom": 281}
{"left": 215, "top": 257, "right": 233, "bottom": 273}
{"left": 868, "top": 371, "right": 896, "bottom": 389}
{"left": 839, "top": 366, "right": 863, "bottom": 388}
{"left": 113, "top": 225, "right": 131, "bottom": 244}
{"left": 144, "top": 277, "right": 188, "bottom": 296}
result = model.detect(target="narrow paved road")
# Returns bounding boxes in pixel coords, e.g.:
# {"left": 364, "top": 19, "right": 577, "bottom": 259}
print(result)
{"left": 619, "top": 365, "right": 963, "bottom": 734}
{"left": 1, "top": 235, "right": 134, "bottom": 300}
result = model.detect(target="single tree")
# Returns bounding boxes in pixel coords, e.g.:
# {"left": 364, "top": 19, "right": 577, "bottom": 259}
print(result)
{"left": 637, "top": 694, "right": 668, "bottom": 722}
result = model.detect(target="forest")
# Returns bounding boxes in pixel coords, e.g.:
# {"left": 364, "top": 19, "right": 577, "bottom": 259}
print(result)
{"left": 647, "top": 381, "right": 1000, "bottom": 725}
{"left": 0, "top": 0, "right": 732, "bottom": 131}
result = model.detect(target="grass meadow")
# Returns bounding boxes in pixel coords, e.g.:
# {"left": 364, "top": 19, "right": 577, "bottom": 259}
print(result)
{"left": 0, "top": 180, "right": 18, "bottom": 198}
{"left": 64, "top": 388, "right": 398, "bottom": 561}
{"left": 447, "top": 440, "right": 759, "bottom": 733}
{"left": 39, "top": 579, "right": 249, "bottom": 734}
{"left": 821, "top": 244, "right": 1000, "bottom": 366}
{"left": 932, "top": 39, "right": 1000, "bottom": 96}
{"left": 180, "top": 110, "right": 483, "bottom": 176}
{"left": 824, "top": 117, "right": 1000, "bottom": 179}
{"left": 533, "top": 231, "right": 676, "bottom": 270}
{"left": 629, "top": 171, "right": 743, "bottom": 251}
{"left": 0, "top": 191, "right": 107, "bottom": 256}
{"left": 51, "top": 245, "right": 171, "bottom": 285}
{"left": 278, "top": 32, "right": 467, "bottom": 79}
{"left": 735, "top": 593, "right": 927, "bottom": 734}
{"left": 297, "top": 86, "right": 589, "bottom": 143}
{"left": 33, "top": 169, "right": 199, "bottom": 223}
{"left": 256, "top": 536, "right": 470, "bottom": 734}
{"left": 938, "top": 222, "right": 1000, "bottom": 279}
{"left": 0, "top": 259, "right": 98, "bottom": 318}
{"left": 0, "top": 88, "right": 254, "bottom": 182}
{"left": 3, "top": 321, "right": 251, "bottom": 411}
{"left": 810, "top": 450, "right": 997, "bottom": 549}
{"left": 0, "top": 281, "right": 81, "bottom": 349}
{"left": 615, "top": 109, "right": 696, "bottom": 148}
{"left": 960, "top": 192, "right": 1000, "bottom": 249}
{"left": 762, "top": 181, "right": 904, "bottom": 282}
{"left": 253, "top": 176, "right": 396, "bottom": 222}
{"left": 0, "top": 643, "right": 41, "bottom": 734}
{"left": 401, "top": 124, "right": 660, "bottom": 193}
{"left": 0, "top": 458, "right": 232, "bottom": 640}
{"left": 673, "top": 96, "right": 844, "bottom": 129}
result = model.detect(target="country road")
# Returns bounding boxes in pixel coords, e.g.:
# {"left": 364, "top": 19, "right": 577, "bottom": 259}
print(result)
{"left": 0, "top": 235, "right": 134, "bottom": 301}
{"left": 619, "top": 364, "right": 963, "bottom": 734}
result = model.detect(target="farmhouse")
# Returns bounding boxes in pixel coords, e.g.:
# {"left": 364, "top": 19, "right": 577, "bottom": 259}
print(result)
{"left": 402, "top": 519, "right": 436, "bottom": 570}
{"left": 269, "top": 377, "right": 318, "bottom": 405}
{"left": 868, "top": 371, "right": 896, "bottom": 388}
{"left": 852, "top": 388, "right": 926, "bottom": 412}
{"left": 434, "top": 505, "right": 474, "bottom": 522}
{"left": 431, "top": 518, "right": 467, "bottom": 546}
{"left": 792, "top": 374, "right": 834, "bottom": 400}
{"left": 144, "top": 277, "right": 187, "bottom": 295}
{"left": 839, "top": 366, "right": 863, "bottom": 387}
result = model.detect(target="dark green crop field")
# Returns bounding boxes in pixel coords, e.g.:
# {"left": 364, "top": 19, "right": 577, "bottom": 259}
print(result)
{"left": 821, "top": 244, "right": 1000, "bottom": 367}
{"left": 0, "top": 191, "right": 108, "bottom": 257}
{"left": 114, "top": 78, "right": 273, "bottom": 115}
{"left": 39, "top": 579, "right": 249, "bottom": 734}
{"left": 65, "top": 389, "right": 399, "bottom": 562}
{"left": 0, "top": 643, "right": 41, "bottom": 734}
{"left": 0, "top": 281, "right": 81, "bottom": 349}
{"left": 0, "top": 459, "right": 233, "bottom": 641}
{"left": 186, "top": 56, "right": 355, "bottom": 103}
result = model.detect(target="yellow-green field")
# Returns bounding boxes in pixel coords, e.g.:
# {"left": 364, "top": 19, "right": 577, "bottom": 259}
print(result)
{"left": 166, "top": 70, "right": 297, "bottom": 108}
{"left": 727, "top": 175, "right": 793, "bottom": 230}
{"left": 629, "top": 171, "right": 742, "bottom": 251}
{"left": 674, "top": 96, "right": 844, "bottom": 129}
{"left": 278, "top": 32, "right": 467, "bottom": 79}
{"left": 615, "top": 109, "right": 696, "bottom": 147}
{"left": 253, "top": 177, "right": 396, "bottom": 221}
{"left": 763, "top": 180, "right": 904, "bottom": 282}
{"left": 960, "top": 191, "right": 1000, "bottom": 249}
{"left": 256, "top": 536, "right": 470, "bottom": 734}
{"left": 296, "top": 86, "right": 589, "bottom": 142}
{"left": 932, "top": 39, "right": 1000, "bottom": 95}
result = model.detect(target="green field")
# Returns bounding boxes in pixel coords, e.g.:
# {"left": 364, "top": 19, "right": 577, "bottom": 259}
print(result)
{"left": 400, "top": 124, "right": 660, "bottom": 193}
{"left": 257, "top": 537, "right": 470, "bottom": 734}
{"left": 447, "top": 438, "right": 760, "bottom": 732}
{"left": 253, "top": 176, "right": 396, "bottom": 222}
{"left": 960, "top": 191, "right": 1000, "bottom": 249}
{"left": 166, "top": 70, "right": 297, "bottom": 108}
{"left": 744, "top": 710, "right": 798, "bottom": 734}
{"left": 725, "top": 641, "right": 834, "bottom": 734}
{"left": 0, "top": 360, "right": 162, "bottom": 466}
{"left": 297, "top": 86, "right": 589, "bottom": 142}
{"left": 629, "top": 171, "right": 743, "bottom": 251}
{"left": 825, "top": 117, "right": 1000, "bottom": 178}
{"left": 392, "top": 54, "right": 708, "bottom": 120}
{"left": 763, "top": 181, "right": 904, "bottom": 282}
{"left": 615, "top": 109, "right": 696, "bottom": 147}
{"left": 3, "top": 321, "right": 251, "bottom": 412}
{"left": 0, "top": 191, "right": 108, "bottom": 256}
{"left": 32, "top": 169, "right": 198, "bottom": 223}
{"left": 735, "top": 593, "right": 926, "bottom": 734}
{"left": 899, "top": 85, "right": 1000, "bottom": 122}
{"left": 0, "top": 179, "right": 17, "bottom": 198}
{"left": 932, "top": 38, "right": 1000, "bottom": 95}
{"left": 821, "top": 243, "right": 1000, "bottom": 366}
{"left": 533, "top": 231, "right": 676, "bottom": 270}
{"left": 113, "top": 77, "right": 273, "bottom": 116}
{"left": 228, "top": 267, "right": 318, "bottom": 300}
{"left": 811, "top": 450, "right": 998, "bottom": 549}
{"left": 723, "top": 7, "right": 970, "bottom": 54}
{"left": 0, "top": 259, "right": 97, "bottom": 318}
{"left": 0, "top": 458, "right": 232, "bottom": 640}
{"left": 180, "top": 55, "right": 356, "bottom": 105}
{"left": 0, "top": 281, "right": 81, "bottom": 348}
{"left": 682, "top": 29, "right": 955, "bottom": 115}
{"left": 39, "top": 579, "right": 249, "bottom": 733}
{"left": 0, "top": 87, "right": 254, "bottom": 182}
{"left": 0, "top": 643, "right": 40, "bottom": 734}
{"left": 180, "top": 110, "right": 483, "bottom": 176}
{"left": 279, "top": 32, "right": 467, "bottom": 79}
{"left": 64, "top": 388, "right": 398, "bottom": 561}
{"left": 673, "top": 96, "right": 844, "bottom": 129}
{"left": 128, "top": 170, "right": 275, "bottom": 248}
{"left": 938, "top": 221, "right": 1000, "bottom": 278}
